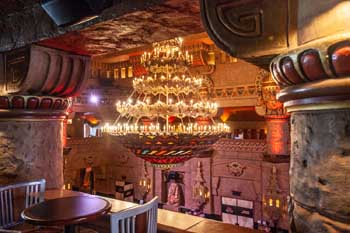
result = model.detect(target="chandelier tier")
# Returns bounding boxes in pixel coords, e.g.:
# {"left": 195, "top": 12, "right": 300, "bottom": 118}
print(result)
{"left": 103, "top": 37, "right": 229, "bottom": 168}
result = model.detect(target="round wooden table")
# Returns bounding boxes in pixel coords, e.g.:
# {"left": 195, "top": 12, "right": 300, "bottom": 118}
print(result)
{"left": 21, "top": 196, "right": 111, "bottom": 233}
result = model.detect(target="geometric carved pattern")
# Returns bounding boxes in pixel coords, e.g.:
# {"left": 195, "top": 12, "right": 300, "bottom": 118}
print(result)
{"left": 217, "top": 2, "right": 262, "bottom": 38}
{"left": 212, "top": 85, "right": 256, "bottom": 98}
{"left": 214, "top": 139, "right": 266, "bottom": 153}
{"left": 200, "top": 0, "right": 289, "bottom": 65}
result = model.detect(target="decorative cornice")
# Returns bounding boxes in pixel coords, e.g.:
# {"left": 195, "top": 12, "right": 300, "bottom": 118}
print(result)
{"left": 213, "top": 139, "right": 267, "bottom": 153}
{"left": 212, "top": 84, "right": 257, "bottom": 99}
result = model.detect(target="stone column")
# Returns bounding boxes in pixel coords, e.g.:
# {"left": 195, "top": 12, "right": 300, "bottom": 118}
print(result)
{"left": 0, "top": 45, "right": 90, "bottom": 189}
{"left": 270, "top": 38, "right": 350, "bottom": 232}
{"left": 255, "top": 69, "right": 290, "bottom": 159}
{"left": 255, "top": 69, "right": 290, "bottom": 230}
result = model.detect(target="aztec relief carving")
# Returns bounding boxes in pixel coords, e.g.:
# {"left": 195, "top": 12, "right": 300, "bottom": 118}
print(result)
{"left": 200, "top": 0, "right": 289, "bottom": 61}
{"left": 217, "top": 2, "right": 262, "bottom": 38}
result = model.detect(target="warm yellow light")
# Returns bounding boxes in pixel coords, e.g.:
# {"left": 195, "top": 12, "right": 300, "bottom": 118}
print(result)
{"left": 276, "top": 199, "right": 280, "bottom": 208}
{"left": 269, "top": 198, "right": 273, "bottom": 207}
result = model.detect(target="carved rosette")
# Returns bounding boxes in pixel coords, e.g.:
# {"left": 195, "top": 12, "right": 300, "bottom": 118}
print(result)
{"left": 270, "top": 36, "right": 350, "bottom": 112}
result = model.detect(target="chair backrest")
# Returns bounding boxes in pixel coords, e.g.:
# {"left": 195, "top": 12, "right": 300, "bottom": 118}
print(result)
{"left": 110, "top": 197, "right": 158, "bottom": 233}
{"left": 0, "top": 179, "right": 46, "bottom": 229}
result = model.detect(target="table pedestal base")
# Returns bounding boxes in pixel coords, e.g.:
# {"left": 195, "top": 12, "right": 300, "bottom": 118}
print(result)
{"left": 64, "top": 224, "right": 76, "bottom": 233}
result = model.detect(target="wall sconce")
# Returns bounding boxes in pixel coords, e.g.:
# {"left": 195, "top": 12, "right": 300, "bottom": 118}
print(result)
{"left": 139, "top": 162, "right": 151, "bottom": 200}
{"left": 121, "top": 67, "right": 126, "bottom": 79}
{"left": 263, "top": 166, "right": 287, "bottom": 229}
{"left": 127, "top": 66, "right": 133, "bottom": 78}
{"left": 192, "top": 161, "right": 210, "bottom": 209}
{"left": 207, "top": 51, "right": 216, "bottom": 65}
{"left": 114, "top": 68, "right": 119, "bottom": 79}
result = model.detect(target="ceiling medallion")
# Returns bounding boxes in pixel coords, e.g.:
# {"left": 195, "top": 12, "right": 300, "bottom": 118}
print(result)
{"left": 103, "top": 37, "right": 229, "bottom": 168}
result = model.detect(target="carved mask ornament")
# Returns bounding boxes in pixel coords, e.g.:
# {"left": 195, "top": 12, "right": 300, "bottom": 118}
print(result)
{"left": 227, "top": 161, "right": 246, "bottom": 177}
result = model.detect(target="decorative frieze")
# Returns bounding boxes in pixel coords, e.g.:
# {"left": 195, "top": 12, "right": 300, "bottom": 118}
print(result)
{"left": 214, "top": 139, "right": 267, "bottom": 153}
{"left": 212, "top": 84, "right": 256, "bottom": 98}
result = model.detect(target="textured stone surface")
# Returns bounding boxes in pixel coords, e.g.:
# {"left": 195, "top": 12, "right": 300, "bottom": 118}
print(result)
{"left": 290, "top": 109, "right": 350, "bottom": 232}
{"left": 0, "top": 0, "right": 166, "bottom": 52}
{"left": 0, "top": 120, "right": 63, "bottom": 189}
{"left": 39, "top": 0, "right": 202, "bottom": 55}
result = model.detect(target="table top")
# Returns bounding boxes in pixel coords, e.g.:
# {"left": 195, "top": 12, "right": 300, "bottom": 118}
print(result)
{"left": 187, "top": 220, "right": 261, "bottom": 233}
{"left": 42, "top": 190, "right": 263, "bottom": 233}
{"left": 21, "top": 196, "right": 111, "bottom": 226}
{"left": 157, "top": 208, "right": 205, "bottom": 232}
{"left": 45, "top": 189, "right": 89, "bottom": 200}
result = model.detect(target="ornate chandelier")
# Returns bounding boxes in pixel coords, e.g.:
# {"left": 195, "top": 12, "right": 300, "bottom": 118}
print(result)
{"left": 103, "top": 37, "right": 229, "bottom": 168}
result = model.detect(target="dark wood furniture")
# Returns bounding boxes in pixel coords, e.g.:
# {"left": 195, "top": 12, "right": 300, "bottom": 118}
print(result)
{"left": 0, "top": 179, "right": 46, "bottom": 230}
{"left": 21, "top": 196, "right": 111, "bottom": 233}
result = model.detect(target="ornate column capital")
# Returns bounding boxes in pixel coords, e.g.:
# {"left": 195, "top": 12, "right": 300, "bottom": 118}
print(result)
{"left": 270, "top": 35, "right": 350, "bottom": 112}
{"left": 0, "top": 45, "right": 90, "bottom": 119}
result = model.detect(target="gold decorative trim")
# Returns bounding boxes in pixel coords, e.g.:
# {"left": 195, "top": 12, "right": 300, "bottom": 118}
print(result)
{"left": 286, "top": 101, "right": 350, "bottom": 112}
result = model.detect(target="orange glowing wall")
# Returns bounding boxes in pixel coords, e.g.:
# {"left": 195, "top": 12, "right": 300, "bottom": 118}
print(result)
{"left": 266, "top": 117, "right": 290, "bottom": 156}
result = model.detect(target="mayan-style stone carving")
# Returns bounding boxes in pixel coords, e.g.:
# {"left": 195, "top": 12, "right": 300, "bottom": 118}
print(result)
{"left": 200, "top": 0, "right": 290, "bottom": 66}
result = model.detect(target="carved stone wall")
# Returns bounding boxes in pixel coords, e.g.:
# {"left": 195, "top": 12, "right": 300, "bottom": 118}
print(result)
{"left": 213, "top": 139, "right": 289, "bottom": 230}
{"left": 64, "top": 136, "right": 290, "bottom": 229}
{"left": 290, "top": 110, "right": 350, "bottom": 232}
{"left": 64, "top": 137, "right": 150, "bottom": 200}
{"left": 0, "top": 120, "right": 63, "bottom": 189}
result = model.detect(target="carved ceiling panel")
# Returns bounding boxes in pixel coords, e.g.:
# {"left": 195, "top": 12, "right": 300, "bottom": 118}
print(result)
{"left": 39, "top": 0, "right": 203, "bottom": 56}
{"left": 0, "top": 0, "right": 40, "bottom": 16}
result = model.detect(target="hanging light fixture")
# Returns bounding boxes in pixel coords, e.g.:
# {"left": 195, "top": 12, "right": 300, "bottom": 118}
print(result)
{"left": 102, "top": 37, "right": 230, "bottom": 168}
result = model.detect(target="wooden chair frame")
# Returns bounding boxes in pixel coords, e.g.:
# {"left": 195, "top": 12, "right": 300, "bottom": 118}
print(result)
{"left": 110, "top": 197, "right": 158, "bottom": 233}
{"left": 0, "top": 179, "right": 46, "bottom": 229}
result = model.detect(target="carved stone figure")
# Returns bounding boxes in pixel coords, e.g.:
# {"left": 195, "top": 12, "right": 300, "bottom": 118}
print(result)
{"left": 167, "top": 181, "right": 181, "bottom": 207}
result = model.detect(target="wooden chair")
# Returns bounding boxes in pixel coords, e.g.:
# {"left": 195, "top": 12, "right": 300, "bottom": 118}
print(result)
{"left": 110, "top": 197, "right": 158, "bottom": 233}
{"left": 0, "top": 179, "right": 46, "bottom": 230}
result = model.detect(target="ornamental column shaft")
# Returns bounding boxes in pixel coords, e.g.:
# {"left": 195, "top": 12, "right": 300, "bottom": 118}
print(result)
{"left": 0, "top": 45, "right": 90, "bottom": 189}
{"left": 270, "top": 39, "right": 350, "bottom": 232}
